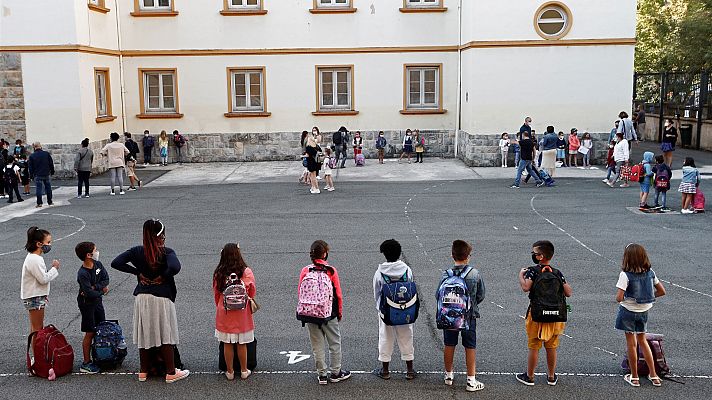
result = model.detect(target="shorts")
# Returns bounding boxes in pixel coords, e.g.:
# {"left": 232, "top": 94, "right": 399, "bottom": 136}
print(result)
{"left": 525, "top": 313, "right": 564, "bottom": 350}
{"left": 377, "top": 148, "right": 384, "bottom": 157}
{"left": 640, "top": 182, "right": 651, "bottom": 194}
{"left": 615, "top": 305, "right": 648, "bottom": 333}
{"left": 215, "top": 329, "right": 255, "bottom": 345}
{"left": 78, "top": 298, "right": 106, "bottom": 333}
{"left": 443, "top": 321, "right": 477, "bottom": 349}
{"left": 556, "top": 149, "right": 565, "bottom": 158}
{"left": 23, "top": 295, "right": 48, "bottom": 311}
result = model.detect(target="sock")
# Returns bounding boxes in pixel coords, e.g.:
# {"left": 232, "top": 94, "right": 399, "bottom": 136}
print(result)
{"left": 445, "top": 371, "right": 454, "bottom": 379}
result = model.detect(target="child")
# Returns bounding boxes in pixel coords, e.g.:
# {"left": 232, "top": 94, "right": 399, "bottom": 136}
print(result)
{"left": 298, "top": 240, "right": 350, "bottom": 385}
{"left": 615, "top": 244, "right": 666, "bottom": 387}
{"left": 159, "top": 130, "right": 169, "bottom": 166}
{"left": 375, "top": 131, "right": 387, "bottom": 164}
{"left": 556, "top": 132, "right": 566, "bottom": 167}
{"left": 75, "top": 241, "right": 109, "bottom": 374}
{"left": 399, "top": 129, "right": 414, "bottom": 164}
{"left": 603, "top": 140, "right": 616, "bottom": 184}
{"left": 19, "top": 154, "right": 31, "bottom": 195}
{"left": 639, "top": 152, "right": 655, "bottom": 210}
{"left": 608, "top": 132, "right": 630, "bottom": 188}
{"left": 568, "top": 129, "right": 580, "bottom": 168}
{"left": 21, "top": 227, "right": 60, "bottom": 349}
{"left": 372, "top": 239, "right": 416, "bottom": 380}
{"left": 322, "top": 148, "right": 335, "bottom": 192}
{"left": 414, "top": 130, "right": 425, "bottom": 163}
{"left": 352, "top": 131, "right": 363, "bottom": 163}
{"left": 499, "top": 133, "right": 510, "bottom": 168}
{"left": 679, "top": 157, "right": 700, "bottom": 214}
{"left": 653, "top": 155, "right": 672, "bottom": 211}
{"left": 5, "top": 155, "right": 23, "bottom": 203}
{"left": 580, "top": 132, "right": 593, "bottom": 168}
{"left": 213, "top": 243, "right": 256, "bottom": 380}
{"left": 517, "top": 240, "right": 572, "bottom": 386}
{"left": 440, "top": 240, "right": 485, "bottom": 392}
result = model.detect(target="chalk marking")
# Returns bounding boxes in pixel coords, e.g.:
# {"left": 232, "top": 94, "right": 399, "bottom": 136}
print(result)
{"left": 562, "top": 333, "right": 574, "bottom": 339}
{"left": 490, "top": 301, "right": 505, "bottom": 310}
{"left": 0, "top": 213, "right": 87, "bottom": 257}
{"left": 513, "top": 226, "right": 518, "bottom": 230}
{"left": 660, "top": 279, "right": 712, "bottom": 299}
{"left": 593, "top": 347, "right": 619, "bottom": 357}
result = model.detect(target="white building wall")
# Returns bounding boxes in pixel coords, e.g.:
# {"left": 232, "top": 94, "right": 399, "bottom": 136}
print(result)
{"left": 0, "top": 0, "right": 80, "bottom": 46}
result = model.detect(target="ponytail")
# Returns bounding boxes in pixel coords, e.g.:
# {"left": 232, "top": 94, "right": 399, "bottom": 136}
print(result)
{"left": 142, "top": 220, "right": 165, "bottom": 269}
{"left": 309, "top": 240, "right": 329, "bottom": 263}
{"left": 25, "top": 226, "right": 49, "bottom": 252}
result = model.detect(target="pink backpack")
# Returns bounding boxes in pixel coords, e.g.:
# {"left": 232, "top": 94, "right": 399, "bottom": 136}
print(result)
{"left": 693, "top": 187, "right": 705, "bottom": 212}
{"left": 296, "top": 265, "right": 333, "bottom": 325}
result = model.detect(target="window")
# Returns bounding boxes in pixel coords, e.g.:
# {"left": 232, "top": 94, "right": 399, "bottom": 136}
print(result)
{"left": 88, "top": 0, "right": 109, "bottom": 13}
{"left": 310, "top": 0, "right": 356, "bottom": 13}
{"left": 94, "top": 68, "right": 115, "bottom": 122}
{"left": 140, "top": 0, "right": 171, "bottom": 10}
{"left": 534, "top": 2, "right": 572, "bottom": 40}
{"left": 138, "top": 69, "right": 182, "bottom": 118}
{"left": 132, "top": 0, "right": 178, "bottom": 16}
{"left": 403, "top": 0, "right": 444, "bottom": 9}
{"left": 229, "top": 0, "right": 260, "bottom": 9}
{"left": 402, "top": 64, "right": 446, "bottom": 114}
{"left": 314, "top": 66, "right": 357, "bottom": 115}
{"left": 225, "top": 68, "right": 270, "bottom": 117}
{"left": 221, "top": 0, "right": 267, "bottom": 15}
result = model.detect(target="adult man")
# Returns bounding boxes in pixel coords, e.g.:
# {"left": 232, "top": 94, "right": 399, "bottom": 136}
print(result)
{"left": 515, "top": 117, "right": 533, "bottom": 166}
{"left": 332, "top": 126, "right": 350, "bottom": 169}
{"left": 511, "top": 131, "right": 544, "bottom": 189}
{"left": 635, "top": 104, "right": 646, "bottom": 140}
{"left": 142, "top": 130, "right": 154, "bottom": 166}
{"left": 28, "top": 142, "right": 54, "bottom": 208}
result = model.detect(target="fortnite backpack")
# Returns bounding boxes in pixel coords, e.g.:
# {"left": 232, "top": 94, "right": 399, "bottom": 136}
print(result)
{"left": 529, "top": 265, "right": 567, "bottom": 323}
{"left": 436, "top": 266, "right": 472, "bottom": 331}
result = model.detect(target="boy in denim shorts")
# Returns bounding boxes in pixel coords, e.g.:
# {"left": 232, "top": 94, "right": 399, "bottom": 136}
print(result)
{"left": 441, "top": 240, "right": 485, "bottom": 392}
{"left": 75, "top": 242, "right": 110, "bottom": 374}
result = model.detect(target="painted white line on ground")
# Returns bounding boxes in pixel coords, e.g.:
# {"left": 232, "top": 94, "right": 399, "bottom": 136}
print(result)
{"left": 659, "top": 279, "right": 712, "bottom": 299}
{"left": 593, "top": 347, "right": 619, "bottom": 357}
{"left": 561, "top": 333, "right": 574, "bottom": 339}
{"left": 0, "top": 212, "right": 87, "bottom": 257}
{"left": 513, "top": 226, "right": 518, "bottom": 230}
{"left": 490, "top": 301, "right": 505, "bottom": 310}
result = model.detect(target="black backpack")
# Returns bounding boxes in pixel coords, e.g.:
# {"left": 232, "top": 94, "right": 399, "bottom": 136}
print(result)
{"left": 332, "top": 131, "right": 342, "bottom": 146}
{"left": 529, "top": 265, "right": 567, "bottom": 323}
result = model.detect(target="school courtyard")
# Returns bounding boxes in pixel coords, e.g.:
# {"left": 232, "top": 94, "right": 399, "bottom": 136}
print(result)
{"left": 0, "top": 144, "right": 710, "bottom": 399}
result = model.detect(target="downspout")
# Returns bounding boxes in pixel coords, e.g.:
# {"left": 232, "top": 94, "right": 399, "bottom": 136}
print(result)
{"left": 114, "top": 0, "right": 127, "bottom": 134}
{"left": 454, "top": 0, "right": 462, "bottom": 158}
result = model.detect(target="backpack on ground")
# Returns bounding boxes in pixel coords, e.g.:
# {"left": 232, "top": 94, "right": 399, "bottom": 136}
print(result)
{"left": 91, "top": 320, "right": 128, "bottom": 369}
{"left": 529, "top": 265, "right": 567, "bottom": 323}
{"left": 223, "top": 273, "right": 248, "bottom": 311}
{"left": 630, "top": 163, "right": 646, "bottom": 183}
{"left": 655, "top": 168, "right": 670, "bottom": 191}
{"left": 332, "top": 131, "right": 342, "bottom": 146}
{"left": 26, "top": 325, "right": 74, "bottom": 380}
{"left": 355, "top": 153, "right": 365, "bottom": 166}
{"left": 219, "top": 338, "right": 257, "bottom": 372}
{"left": 379, "top": 273, "right": 419, "bottom": 326}
{"left": 436, "top": 266, "right": 472, "bottom": 331}
{"left": 693, "top": 187, "right": 705, "bottom": 212}
{"left": 296, "top": 264, "right": 334, "bottom": 325}
{"left": 621, "top": 333, "right": 670, "bottom": 377}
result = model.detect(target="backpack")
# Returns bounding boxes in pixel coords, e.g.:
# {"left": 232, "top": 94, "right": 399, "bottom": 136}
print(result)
{"left": 529, "top": 265, "right": 567, "bottom": 323}
{"left": 655, "top": 167, "right": 670, "bottom": 191}
{"left": 223, "top": 273, "right": 248, "bottom": 311}
{"left": 327, "top": 156, "right": 337, "bottom": 169}
{"left": 436, "top": 266, "right": 472, "bottom": 331}
{"left": 332, "top": 131, "right": 343, "bottom": 146}
{"left": 91, "top": 320, "right": 128, "bottom": 369}
{"left": 621, "top": 333, "right": 670, "bottom": 377}
{"left": 379, "top": 273, "right": 419, "bottom": 326}
{"left": 160, "top": 146, "right": 168, "bottom": 158}
{"left": 14, "top": 145, "right": 23, "bottom": 156}
{"left": 296, "top": 264, "right": 334, "bottom": 325}
{"left": 693, "top": 187, "right": 705, "bottom": 212}
{"left": 173, "top": 134, "right": 185, "bottom": 147}
{"left": 630, "top": 163, "right": 646, "bottom": 183}
{"left": 355, "top": 153, "right": 365, "bottom": 166}
{"left": 4, "top": 164, "right": 16, "bottom": 181}
{"left": 26, "top": 325, "right": 74, "bottom": 380}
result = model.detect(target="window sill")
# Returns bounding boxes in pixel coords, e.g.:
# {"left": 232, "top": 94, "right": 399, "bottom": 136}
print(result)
{"left": 399, "top": 7, "right": 448, "bottom": 13}
{"left": 400, "top": 109, "right": 448, "bottom": 115}
{"left": 88, "top": 4, "right": 111, "bottom": 13}
{"left": 95, "top": 115, "right": 117, "bottom": 123}
{"left": 312, "top": 110, "right": 359, "bottom": 116}
{"left": 309, "top": 8, "right": 357, "bottom": 14}
{"left": 130, "top": 11, "right": 179, "bottom": 17}
{"left": 220, "top": 9, "right": 268, "bottom": 16}
{"left": 224, "top": 112, "right": 271, "bottom": 118}
{"left": 136, "top": 113, "right": 184, "bottom": 119}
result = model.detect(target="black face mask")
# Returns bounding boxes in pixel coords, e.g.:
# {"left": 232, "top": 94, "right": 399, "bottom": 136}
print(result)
{"left": 531, "top": 254, "right": 539, "bottom": 264}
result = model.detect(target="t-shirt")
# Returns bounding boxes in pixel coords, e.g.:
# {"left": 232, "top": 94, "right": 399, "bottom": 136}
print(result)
{"left": 616, "top": 270, "right": 659, "bottom": 312}
{"left": 637, "top": 110, "right": 646, "bottom": 124}
{"left": 519, "top": 138, "right": 535, "bottom": 161}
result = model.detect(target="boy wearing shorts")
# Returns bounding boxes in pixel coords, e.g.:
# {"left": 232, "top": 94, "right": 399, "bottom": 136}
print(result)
{"left": 75, "top": 242, "right": 110, "bottom": 374}
{"left": 517, "top": 240, "right": 572, "bottom": 386}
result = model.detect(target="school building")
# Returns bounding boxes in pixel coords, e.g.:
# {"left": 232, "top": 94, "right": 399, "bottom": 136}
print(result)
{"left": 0, "top": 0, "right": 636, "bottom": 173}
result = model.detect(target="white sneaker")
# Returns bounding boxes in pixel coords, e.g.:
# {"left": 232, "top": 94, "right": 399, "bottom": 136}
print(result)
{"left": 444, "top": 371, "right": 454, "bottom": 386}
{"left": 316, "top": 176, "right": 323, "bottom": 180}
{"left": 310, "top": 188, "right": 321, "bottom": 194}
{"left": 466, "top": 377, "right": 485, "bottom": 392}
{"left": 110, "top": 191, "right": 115, "bottom": 196}
{"left": 327, "top": 187, "right": 335, "bottom": 192}
{"left": 119, "top": 190, "right": 126, "bottom": 195}
{"left": 681, "top": 209, "right": 693, "bottom": 214}
{"left": 602, "top": 179, "right": 609, "bottom": 183}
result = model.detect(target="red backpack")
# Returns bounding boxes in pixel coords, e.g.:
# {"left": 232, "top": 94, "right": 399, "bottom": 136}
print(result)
{"left": 629, "top": 163, "right": 646, "bottom": 183}
{"left": 27, "top": 325, "right": 74, "bottom": 380}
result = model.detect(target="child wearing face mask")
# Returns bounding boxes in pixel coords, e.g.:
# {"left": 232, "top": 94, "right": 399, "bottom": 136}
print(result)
{"left": 75, "top": 241, "right": 109, "bottom": 374}
{"left": 376, "top": 131, "right": 387, "bottom": 164}
{"left": 21, "top": 227, "right": 61, "bottom": 351}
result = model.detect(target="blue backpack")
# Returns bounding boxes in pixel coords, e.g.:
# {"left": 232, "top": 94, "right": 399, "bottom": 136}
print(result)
{"left": 436, "top": 266, "right": 472, "bottom": 331}
{"left": 91, "top": 320, "right": 128, "bottom": 368}
{"left": 379, "top": 273, "right": 419, "bottom": 326}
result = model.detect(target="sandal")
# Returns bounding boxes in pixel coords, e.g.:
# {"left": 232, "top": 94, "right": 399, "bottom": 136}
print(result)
{"left": 406, "top": 370, "right": 416, "bottom": 380}
{"left": 648, "top": 376, "right": 662, "bottom": 387}
{"left": 371, "top": 368, "right": 391, "bottom": 380}
{"left": 624, "top": 374, "right": 640, "bottom": 387}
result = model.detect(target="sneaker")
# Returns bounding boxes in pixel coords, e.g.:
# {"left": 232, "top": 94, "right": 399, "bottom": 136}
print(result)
{"left": 536, "top": 182, "right": 545, "bottom": 188}
{"left": 138, "top": 372, "right": 147, "bottom": 382}
{"left": 602, "top": 179, "right": 609, "bottom": 183}
{"left": 640, "top": 204, "right": 651, "bottom": 210}
{"left": 77, "top": 195, "right": 83, "bottom": 199}
{"left": 47, "top": 202, "right": 53, "bottom": 206}
{"left": 80, "top": 362, "right": 100, "bottom": 374}
{"left": 128, "top": 187, "right": 137, "bottom": 191}
{"left": 119, "top": 190, "right": 125, "bottom": 195}
{"left": 110, "top": 191, "right": 115, "bottom": 196}
{"left": 84, "top": 194, "right": 90, "bottom": 198}
{"left": 318, "top": 375, "right": 329, "bottom": 385}
{"left": 466, "top": 377, "right": 485, "bottom": 392}
{"left": 510, "top": 185, "right": 520, "bottom": 189}
{"left": 620, "top": 183, "right": 630, "bottom": 188}
{"left": 310, "top": 188, "right": 321, "bottom": 194}
{"left": 225, "top": 371, "right": 235, "bottom": 381}
{"left": 165, "top": 368, "right": 190, "bottom": 383}
{"left": 316, "top": 176, "right": 323, "bottom": 180}
{"left": 138, "top": 180, "right": 142, "bottom": 188}
{"left": 323, "top": 186, "right": 331, "bottom": 190}
{"left": 681, "top": 209, "right": 694, "bottom": 214}
{"left": 444, "top": 371, "right": 454, "bottom": 386}
{"left": 329, "top": 370, "right": 352, "bottom": 383}
{"left": 327, "top": 187, "right": 335, "bottom": 192}
{"left": 17, "top": 198, "right": 23, "bottom": 202}
{"left": 547, "top": 374, "right": 558, "bottom": 386}
{"left": 36, "top": 204, "right": 42, "bottom": 208}
{"left": 516, "top": 373, "right": 535, "bottom": 386}
{"left": 661, "top": 207, "right": 671, "bottom": 212}
{"left": 240, "top": 370, "right": 252, "bottom": 380}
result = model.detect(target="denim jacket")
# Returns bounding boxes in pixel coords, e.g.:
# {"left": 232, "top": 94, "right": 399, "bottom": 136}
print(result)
{"left": 437, "top": 265, "right": 486, "bottom": 319}
{"left": 624, "top": 271, "right": 655, "bottom": 304}
{"left": 681, "top": 166, "right": 700, "bottom": 185}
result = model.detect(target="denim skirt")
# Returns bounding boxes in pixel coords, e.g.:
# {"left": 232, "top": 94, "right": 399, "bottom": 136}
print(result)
{"left": 615, "top": 305, "right": 648, "bottom": 333}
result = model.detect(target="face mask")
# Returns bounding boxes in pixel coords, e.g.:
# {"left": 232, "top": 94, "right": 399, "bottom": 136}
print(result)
{"left": 41, "top": 244, "right": 52, "bottom": 254}
{"left": 91, "top": 251, "right": 100, "bottom": 261}
{"left": 531, "top": 254, "right": 539, "bottom": 264}
{"left": 145, "top": 134, "right": 149, "bottom": 137}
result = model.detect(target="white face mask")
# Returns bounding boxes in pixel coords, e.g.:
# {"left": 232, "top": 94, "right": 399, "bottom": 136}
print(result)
{"left": 91, "top": 251, "right": 100, "bottom": 262}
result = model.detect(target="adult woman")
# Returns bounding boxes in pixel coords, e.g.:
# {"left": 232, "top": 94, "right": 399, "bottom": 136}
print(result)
{"left": 540, "top": 126, "right": 558, "bottom": 176}
{"left": 661, "top": 118, "right": 678, "bottom": 167}
{"left": 100, "top": 132, "right": 129, "bottom": 196}
{"left": 299, "top": 131, "right": 310, "bottom": 185}
{"left": 111, "top": 220, "right": 189, "bottom": 383}
{"left": 74, "top": 138, "right": 93, "bottom": 198}
{"left": 305, "top": 134, "right": 322, "bottom": 194}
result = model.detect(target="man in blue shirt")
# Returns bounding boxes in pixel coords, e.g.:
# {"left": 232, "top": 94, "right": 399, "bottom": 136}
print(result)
{"left": 28, "top": 142, "right": 54, "bottom": 208}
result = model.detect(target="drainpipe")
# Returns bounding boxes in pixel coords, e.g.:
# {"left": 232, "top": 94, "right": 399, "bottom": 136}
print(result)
{"left": 114, "top": 0, "right": 127, "bottom": 134}
{"left": 454, "top": 0, "right": 462, "bottom": 158}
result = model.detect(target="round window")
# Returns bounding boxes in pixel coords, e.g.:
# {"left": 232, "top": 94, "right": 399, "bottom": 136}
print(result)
{"left": 534, "top": 2, "right": 572, "bottom": 40}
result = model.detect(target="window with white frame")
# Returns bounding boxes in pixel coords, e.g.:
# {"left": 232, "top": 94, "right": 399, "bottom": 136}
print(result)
{"left": 228, "top": 0, "right": 260, "bottom": 9}
{"left": 534, "top": 3, "right": 571, "bottom": 39}
{"left": 95, "top": 70, "right": 109, "bottom": 116}
{"left": 317, "top": 0, "right": 350, "bottom": 8}
{"left": 89, "top": 0, "right": 100, "bottom": 6}
{"left": 318, "top": 68, "right": 352, "bottom": 111}
{"left": 405, "top": 0, "right": 441, "bottom": 8}
{"left": 406, "top": 66, "right": 439, "bottom": 109}
{"left": 140, "top": 0, "right": 171, "bottom": 11}
{"left": 231, "top": 69, "right": 264, "bottom": 112}
{"left": 143, "top": 71, "right": 176, "bottom": 113}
